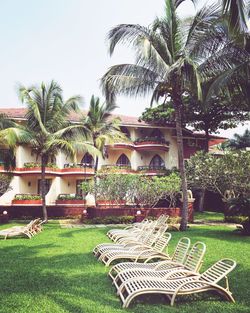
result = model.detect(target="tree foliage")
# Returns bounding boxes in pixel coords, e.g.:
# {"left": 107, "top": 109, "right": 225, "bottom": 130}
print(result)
{"left": 186, "top": 151, "right": 250, "bottom": 201}
{"left": 86, "top": 173, "right": 181, "bottom": 208}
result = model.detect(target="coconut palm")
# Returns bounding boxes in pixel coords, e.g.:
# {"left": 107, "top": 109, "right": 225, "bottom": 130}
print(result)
{"left": 222, "top": 0, "right": 250, "bottom": 50}
{"left": 101, "top": 0, "right": 246, "bottom": 230}
{"left": 75, "top": 95, "right": 127, "bottom": 198}
{"left": 19, "top": 81, "right": 96, "bottom": 221}
{"left": 0, "top": 113, "right": 27, "bottom": 169}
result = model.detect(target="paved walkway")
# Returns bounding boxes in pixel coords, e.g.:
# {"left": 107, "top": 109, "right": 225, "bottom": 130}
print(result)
{"left": 59, "top": 219, "right": 238, "bottom": 229}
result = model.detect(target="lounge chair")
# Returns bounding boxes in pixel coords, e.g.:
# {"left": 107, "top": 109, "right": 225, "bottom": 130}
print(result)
{"left": 113, "top": 241, "right": 206, "bottom": 290}
{"left": 0, "top": 218, "right": 45, "bottom": 239}
{"left": 108, "top": 215, "right": 168, "bottom": 242}
{"left": 117, "top": 258, "right": 236, "bottom": 308}
{"left": 109, "top": 237, "right": 191, "bottom": 281}
{"left": 93, "top": 223, "right": 168, "bottom": 258}
{"left": 99, "top": 232, "right": 172, "bottom": 266}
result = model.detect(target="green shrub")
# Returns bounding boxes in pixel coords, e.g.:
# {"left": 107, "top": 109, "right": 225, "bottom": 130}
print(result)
{"left": 83, "top": 215, "right": 134, "bottom": 225}
{"left": 24, "top": 162, "right": 58, "bottom": 168}
{"left": 14, "top": 194, "right": 42, "bottom": 200}
{"left": 57, "top": 194, "right": 84, "bottom": 200}
{"left": 224, "top": 216, "right": 249, "bottom": 224}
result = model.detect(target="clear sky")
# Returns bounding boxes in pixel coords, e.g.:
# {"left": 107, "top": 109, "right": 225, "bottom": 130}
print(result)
{"left": 0, "top": 0, "right": 248, "bottom": 138}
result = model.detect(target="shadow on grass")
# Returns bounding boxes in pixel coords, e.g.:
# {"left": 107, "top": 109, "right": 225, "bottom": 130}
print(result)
{"left": 0, "top": 225, "right": 250, "bottom": 313}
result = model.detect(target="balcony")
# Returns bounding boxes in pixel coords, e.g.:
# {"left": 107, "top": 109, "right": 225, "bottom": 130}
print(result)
{"left": 15, "top": 162, "right": 60, "bottom": 175}
{"left": 137, "top": 165, "right": 168, "bottom": 175}
{"left": 62, "top": 163, "right": 94, "bottom": 175}
{"left": 99, "top": 164, "right": 135, "bottom": 174}
{"left": 134, "top": 137, "right": 170, "bottom": 151}
{"left": 12, "top": 194, "right": 42, "bottom": 206}
{"left": 55, "top": 194, "right": 86, "bottom": 206}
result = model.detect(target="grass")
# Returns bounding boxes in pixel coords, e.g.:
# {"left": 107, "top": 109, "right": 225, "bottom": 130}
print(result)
{"left": 0, "top": 222, "right": 250, "bottom": 313}
{"left": 194, "top": 211, "right": 225, "bottom": 222}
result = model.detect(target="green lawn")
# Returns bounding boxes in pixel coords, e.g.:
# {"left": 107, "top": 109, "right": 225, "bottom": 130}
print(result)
{"left": 0, "top": 222, "right": 249, "bottom": 313}
{"left": 194, "top": 211, "right": 225, "bottom": 222}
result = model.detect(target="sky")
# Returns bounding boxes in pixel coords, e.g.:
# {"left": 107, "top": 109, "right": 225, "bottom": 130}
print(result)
{"left": 0, "top": 0, "right": 249, "bottom": 138}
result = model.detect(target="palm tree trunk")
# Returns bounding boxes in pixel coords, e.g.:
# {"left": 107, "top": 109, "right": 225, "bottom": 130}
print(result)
{"left": 94, "top": 156, "right": 99, "bottom": 203}
{"left": 41, "top": 154, "right": 48, "bottom": 222}
{"left": 197, "top": 125, "right": 210, "bottom": 212}
{"left": 172, "top": 91, "right": 189, "bottom": 231}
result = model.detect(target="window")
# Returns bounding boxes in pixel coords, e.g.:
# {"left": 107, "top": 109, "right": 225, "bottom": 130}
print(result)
{"left": 120, "top": 126, "right": 130, "bottom": 138}
{"left": 116, "top": 154, "right": 131, "bottom": 167}
{"left": 0, "top": 149, "right": 10, "bottom": 165}
{"left": 150, "top": 129, "right": 164, "bottom": 139}
{"left": 81, "top": 153, "right": 94, "bottom": 167}
{"left": 149, "top": 155, "right": 165, "bottom": 169}
{"left": 38, "top": 179, "right": 52, "bottom": 195}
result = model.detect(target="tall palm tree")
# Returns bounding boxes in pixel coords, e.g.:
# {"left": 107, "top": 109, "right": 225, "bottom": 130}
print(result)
{"left": 0, "top": 113, "right": 27, "bottom": 169}
{"left": 75, "top": 95, "right": 127, "bottom": 198}
{"left": 19, "top": 81, "right": 96, "bottom": 221}
{"left": 222, "top": 0, "right": 250, "bottom": 50}
{"left": 225, "top": 129, "right": 250, "bottom": 150}
{"left": 101, "top": 0, "right": 244, "bottom": 230}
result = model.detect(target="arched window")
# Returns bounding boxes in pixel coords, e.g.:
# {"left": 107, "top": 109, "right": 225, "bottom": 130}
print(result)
{"left": 120, "top": 126, "right": 130, "bottom": 138}
{"left": 116, "top": 154, "right": 131, "bottom": 167}
{"left": 149, "top": 155, "right": 165, "bottom": 169}
{"left": 81, "top": 153, "right": 94, "bottom": 167}
{"left": 151, "top": 129, "right": 164, "bottom": 139}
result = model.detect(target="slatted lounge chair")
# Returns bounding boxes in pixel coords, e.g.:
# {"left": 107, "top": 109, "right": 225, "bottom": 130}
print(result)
{"left": 109, "top": 237, "right": 191, "bottom": 281}
{"left": 93, "top": 222, "right": 168, "bottom": 257}
{"left": 108, "top": 215, "right": 168, "bottom": 242}
{"left": 99, "top": 232, "right": 172, "bottom": 266}
{"left": 113, "top": 241, "right": 206, "bottom": 290}
{"left": 117, "top": 258, "right": 237, "bottom": 308}
{"left": 0, "top": 224, "right": 33, "bottom": 240}
{"left": 107, "top": 219, "right": 151, "bottom": 240}
{"left": 106, "top": 215, "right": 167, "bottom": 239}
{"left": 0, "top": 219, "right": 45, "bottom": 240}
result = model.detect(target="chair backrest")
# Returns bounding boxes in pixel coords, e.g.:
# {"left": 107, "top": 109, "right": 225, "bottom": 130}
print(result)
{"left": 200, "top": 259, "right": 237, "bottom": 284}
{"left": 155, "top": 214, "right": 169, "bottom": 228}
{"left": 184, "top": 241, "right": 206, "bottom": 272}
{"left": 153, "top": 232, "right": 171, "bottom": 252}
{"left": 171, "top": 237, "right": 191, "bottom": 264}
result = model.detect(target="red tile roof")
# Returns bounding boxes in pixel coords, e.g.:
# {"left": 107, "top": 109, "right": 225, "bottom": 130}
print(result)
{"left": 0, "top": 108, "right": 175, "bottom": 128}
{"left": 0, "top": 108, "right": 228, "bottom": 141}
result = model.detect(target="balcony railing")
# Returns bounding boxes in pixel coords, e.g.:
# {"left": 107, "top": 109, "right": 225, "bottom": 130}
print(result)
{"left": 64, "top": 163, "right": 94, "bottom": 169}
{"left": 137, "top": 165, "right": 167, "bottom": 171}
{"left": 101, "top": 164, "right": 132, "bottom": 170}
{"left": 134, "top": 137, "right": 169, "bottom": 145}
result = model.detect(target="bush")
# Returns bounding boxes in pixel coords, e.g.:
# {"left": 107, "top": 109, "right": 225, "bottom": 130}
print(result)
{"left": 24, "top": 162, "right": 58, "bottom": 168}
{"left": 224, "top": 216, "right": 248, "bottom": 223}
{"left": 14, "top": 194, "right": 42, "bottom": 200}
{"left": 83, "top": 215, "right": 134, "bottom": 225}
{"left": 57, "top": 194, "right": 84, "bottom": 200}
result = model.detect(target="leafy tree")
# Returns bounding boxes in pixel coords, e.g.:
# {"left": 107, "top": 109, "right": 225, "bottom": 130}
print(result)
{"left": 140, "top": 92, "right": 249, "bottom": 152}
{"left": 0, "top": 174, "right": 12, "bottom": 195}
{"left": 224, "top": 129, "right": 250, "bottom": 150}
{"left": 101, "top": 0, "right": 244, "bottom": 230}
{"left": 186, "top": 150, "right": 250, "bottom": 233}
{"left": 19, "top": 81, "right": 96, "bottom": 221}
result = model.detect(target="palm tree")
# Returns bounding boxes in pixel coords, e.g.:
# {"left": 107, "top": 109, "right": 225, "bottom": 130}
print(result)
{"left": 75, "top": 95, "right": 127, "bottom": 198}
{"left": 101, "top": 0, "right": 243, "bottom": 230}
{"left": 222, "top": 0, "right": 250, "bottom": 50}
{"left": 19, "top": 81, "right": 96, "bottom": 221}
{"left": 225, "top": 129, "right": 250, "bottom": 150}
